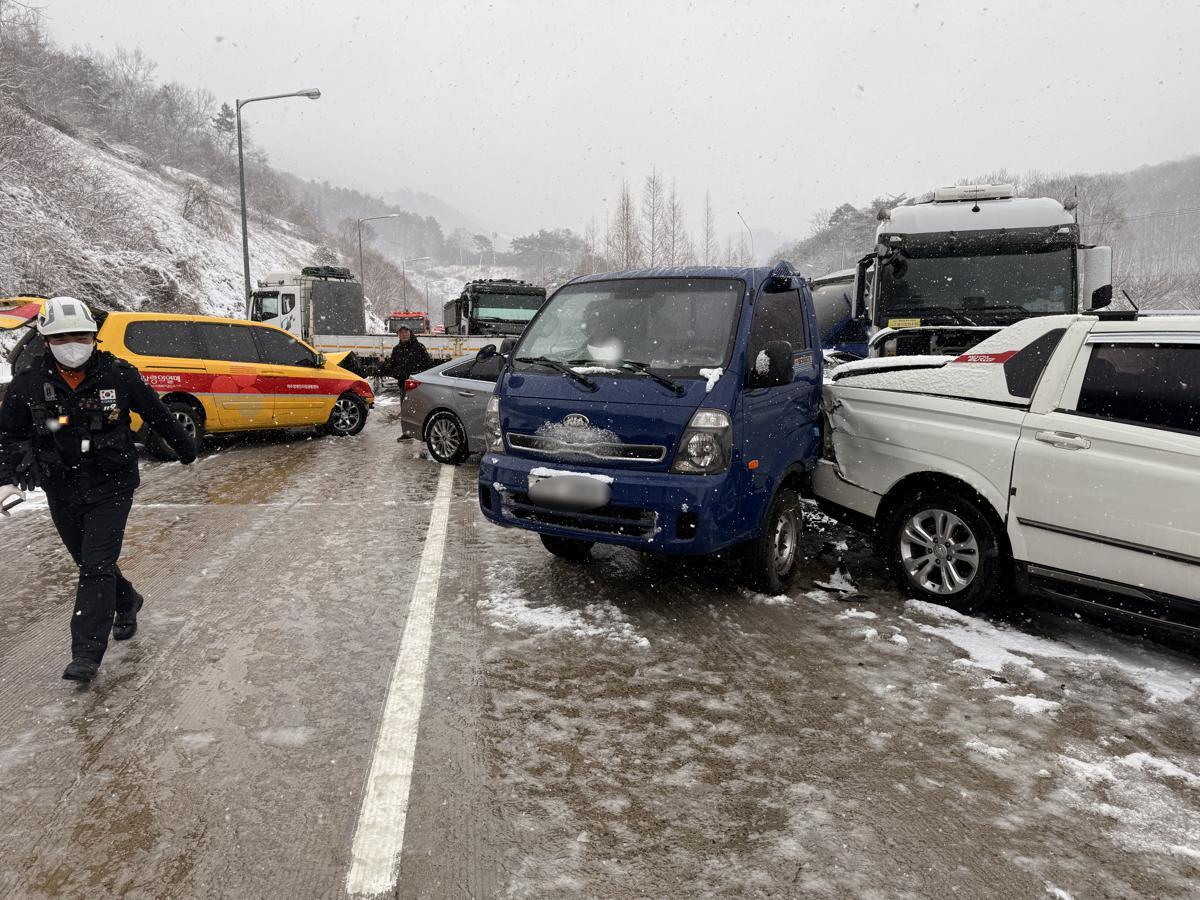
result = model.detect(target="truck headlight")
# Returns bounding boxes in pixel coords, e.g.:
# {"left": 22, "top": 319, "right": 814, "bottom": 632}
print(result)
{"left": 484, "top": 395, "right": 503, "bottom": 452}
{"left": 671, "top": 408, "right": 732, "bottom": 474}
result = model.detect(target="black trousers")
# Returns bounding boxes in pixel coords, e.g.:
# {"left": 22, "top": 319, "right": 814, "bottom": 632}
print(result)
{"left": 46, "top": 491, "right": 138, "bottom": 662}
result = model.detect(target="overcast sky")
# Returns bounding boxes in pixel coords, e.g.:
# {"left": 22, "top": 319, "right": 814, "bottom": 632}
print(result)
{"left": 45, "top": 0, "right": 1200, "bottom": 245}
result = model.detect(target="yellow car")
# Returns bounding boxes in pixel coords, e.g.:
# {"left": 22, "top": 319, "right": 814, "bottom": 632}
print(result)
{"left": 2, "top": 305, "right": 374, "bottom": 456}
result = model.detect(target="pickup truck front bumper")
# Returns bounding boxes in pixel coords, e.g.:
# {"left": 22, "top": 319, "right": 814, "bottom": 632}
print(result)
{"left": 812, "top": 460, "right": 882, "bottom": 518}
{"left": 478, "top": 454, "right": 747, "bottom": 555}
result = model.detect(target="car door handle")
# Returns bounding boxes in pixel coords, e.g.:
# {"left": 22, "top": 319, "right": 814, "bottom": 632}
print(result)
{"left": 456, "top": 390, "right": 475, "bottom": 397}
{"left": 1035, "top": 430, "right": 1091, "bottom": 450}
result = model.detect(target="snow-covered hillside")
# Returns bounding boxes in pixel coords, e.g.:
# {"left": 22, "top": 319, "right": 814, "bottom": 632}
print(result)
{"left": 1, "top": 103, "right": 321, "bottom": 320}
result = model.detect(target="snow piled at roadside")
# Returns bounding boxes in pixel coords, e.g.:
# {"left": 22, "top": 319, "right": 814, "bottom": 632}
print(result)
{"left": 904, "top": 599, "right": 1199, "bottom": 704}
{"left": 480, "top": 564, "right": 648, "bottom": 647}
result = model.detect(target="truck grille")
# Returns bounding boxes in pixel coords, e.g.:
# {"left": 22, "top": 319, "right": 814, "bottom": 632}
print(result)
{"left": 503, "top": 491, "right": 659, "bottom": 539}
{"left": 506, "top": 433, "right": 666, "bottom": 462}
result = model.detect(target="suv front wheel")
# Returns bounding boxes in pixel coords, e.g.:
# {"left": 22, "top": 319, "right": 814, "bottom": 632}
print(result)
{"left": 886, "top": 488, "right": 1006, "bottom": 612}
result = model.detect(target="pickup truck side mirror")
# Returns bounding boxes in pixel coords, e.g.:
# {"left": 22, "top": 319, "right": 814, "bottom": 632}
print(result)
{"left": 476, "top": 343, "right": 497, "bottom": 361}
{"left": 498, "top": 338, "right": 517, "bottom": 356}
{"left": 746, "top": 340, "right": 794, "bottom": 389}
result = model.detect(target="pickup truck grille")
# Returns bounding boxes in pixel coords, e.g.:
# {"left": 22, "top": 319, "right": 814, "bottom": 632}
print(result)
{"left": 506, "top": 432, "right": 666, "bottom": 462}
{"left": 503, "top": 491, "right": 659, "bottom": 538}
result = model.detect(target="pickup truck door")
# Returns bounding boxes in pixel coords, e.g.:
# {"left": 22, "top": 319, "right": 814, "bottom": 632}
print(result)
{"left": 1009, "top": 334, "right": 1200, "bottom": 605}
{"left": 740, "top": 285, "right": 821, "bottom": 496}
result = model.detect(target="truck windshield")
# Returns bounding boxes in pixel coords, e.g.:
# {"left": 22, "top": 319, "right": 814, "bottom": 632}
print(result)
{"left": 877, "top": 247, "right": 1073, "bottom": 326}
{"left": 473, "top": 292, "right": 544, "bottom": 322}
{"left": 515, "top": 277, "right": 743, "bottom": 375}
{"left": 388, "top": 317, "right": 427, "bottom": 334}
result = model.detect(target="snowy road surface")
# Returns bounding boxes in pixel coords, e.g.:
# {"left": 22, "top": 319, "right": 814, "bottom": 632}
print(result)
{"left": 1, "top": 400, "right": 1198, "bottom": 899}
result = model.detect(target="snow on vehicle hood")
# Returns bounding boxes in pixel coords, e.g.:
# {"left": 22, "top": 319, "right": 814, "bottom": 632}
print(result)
{"left": 829, "top": 315, "right": 1083, "bottom": 405}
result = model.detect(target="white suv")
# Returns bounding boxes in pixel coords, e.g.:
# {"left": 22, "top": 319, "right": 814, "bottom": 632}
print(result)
{"left": 814, "top": 312, "right": 1200, "bottom": 638}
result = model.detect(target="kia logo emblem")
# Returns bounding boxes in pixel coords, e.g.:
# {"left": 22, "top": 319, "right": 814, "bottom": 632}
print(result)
{"left": 563, "top": 413, "right": 589, "bottom": 427}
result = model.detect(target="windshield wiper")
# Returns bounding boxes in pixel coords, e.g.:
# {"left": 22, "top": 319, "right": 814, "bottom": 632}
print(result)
{"left": 888, "top": 306, "right": 978, "bottom": 327}
{"left": 515, "top": 356, "right": 597, "bottom": 391}
{"left": 615, "top": 360, "right": 685, "bottom": 395}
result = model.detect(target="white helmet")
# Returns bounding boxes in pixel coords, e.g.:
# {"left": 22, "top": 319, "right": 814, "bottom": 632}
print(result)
{"left": 37, "top": 296, "right": 98, "bottom": 336}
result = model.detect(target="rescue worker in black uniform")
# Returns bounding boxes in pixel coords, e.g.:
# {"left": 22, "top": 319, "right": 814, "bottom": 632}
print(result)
{"left": 390, "top": 325, "right": 433, "bottom": 441}
{"left": 0, "top": 297, "right": 197, "bottom": 682}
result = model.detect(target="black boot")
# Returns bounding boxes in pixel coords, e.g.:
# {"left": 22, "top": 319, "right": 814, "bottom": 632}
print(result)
{"left": 112, "top": 595, "right": 144, "bottom": 641}
{"left": 63, "top": 657, "right": 99, "bottom": 681}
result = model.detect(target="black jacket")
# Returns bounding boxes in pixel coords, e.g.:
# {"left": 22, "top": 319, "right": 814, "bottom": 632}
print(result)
{"left": 389, "top": 338, "right": 434, "bottom": 380}
{"left": 0, "top": 350, "right": 196, "bottom": 502}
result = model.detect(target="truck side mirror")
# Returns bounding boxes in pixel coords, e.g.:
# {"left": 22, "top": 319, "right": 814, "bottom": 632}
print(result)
{"left": 1079, "top": 246, "right": 1113, "bottom": 311}
{"left": 498, "top": 338, "right": 517, "bottom": 356}
{"left": 746, "top": 341, "right": 794, "bottom": 389}
{"left": 476, "top": 344, "right": 497, "bottom": 361}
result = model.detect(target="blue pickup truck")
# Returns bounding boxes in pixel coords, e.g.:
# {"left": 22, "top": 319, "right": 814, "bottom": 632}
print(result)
{"left": 478, "top": 263, "right": 822, "bottom": 592}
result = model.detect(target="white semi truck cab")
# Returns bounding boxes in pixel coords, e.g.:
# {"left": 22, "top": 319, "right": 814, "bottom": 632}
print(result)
{"left": 855, "top": 184, "right": 1113, "bottom": 357}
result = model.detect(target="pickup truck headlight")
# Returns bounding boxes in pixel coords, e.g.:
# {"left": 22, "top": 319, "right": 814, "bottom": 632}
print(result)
{"left": 484, "top": 395, "right": 503, "bottom": 452}
{"left": 671, "top": 408, "right": 732, "bottom": 474}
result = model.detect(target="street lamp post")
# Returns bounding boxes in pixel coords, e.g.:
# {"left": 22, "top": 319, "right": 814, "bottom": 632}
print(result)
{"left": 237, "top": 88, "right": 321, "bottom": 315}
{"left": 357, "top": 213, "right": 404, "bottom": 302}
{"left": 401, "top": 256, "right": 431, "bottom": 307}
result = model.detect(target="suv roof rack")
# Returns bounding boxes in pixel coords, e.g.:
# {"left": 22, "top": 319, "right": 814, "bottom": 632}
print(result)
{"left": 1085, "top": 308, "right": 1139, "bottom": 321}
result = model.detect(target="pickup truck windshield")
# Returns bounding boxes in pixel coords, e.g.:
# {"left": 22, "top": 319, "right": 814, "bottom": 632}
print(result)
{"left": 878, "top": 247, "right": 1073, "bottom": 326}
{"left": 473, "top": 292, "right": 544, "bottom": 322}
{"left": 515, "top": 277, "right": 743, "bottom": 375}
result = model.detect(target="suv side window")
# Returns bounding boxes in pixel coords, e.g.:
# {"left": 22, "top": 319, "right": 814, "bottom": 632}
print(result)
{"left": 1075, "top": 343, "right": 1200, "bottom": 435}
{"left": 255, "top": 326, "right": 317, "bottom": 367}
{"left": 124, "top": 321, "right": 201, "bottom": 359}
{"left": 748, "top": 288, "right": 808, "bottom": 364}
{"left": 196, "top": 323, "right": 261, "bottom": 364}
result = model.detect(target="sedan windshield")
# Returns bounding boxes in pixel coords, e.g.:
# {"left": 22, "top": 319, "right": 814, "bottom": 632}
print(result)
{"left": 878, "top": 247, "right": 1073, "bottom": 326}
{"left": 514, "top": 278, "right": 744, "bottom": 375}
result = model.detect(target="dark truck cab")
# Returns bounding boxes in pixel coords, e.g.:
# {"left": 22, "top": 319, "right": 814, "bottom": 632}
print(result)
{"left": 443, "top": 279, "right": 546, "bottom": 337}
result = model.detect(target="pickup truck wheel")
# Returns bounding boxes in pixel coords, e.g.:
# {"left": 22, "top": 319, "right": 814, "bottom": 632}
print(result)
{"left": 540, "top": 534, "right": 593, "bottom": 562}
{"left": 424, "top": 411, "right": 469, "bottom": 465}
{"left": 326, "top": 393, "right": 367, "bottom": 436}
{"left": 743, "top": 487, "right": 802, "bottom": 594}
{"left": 147, "top": 401, "right": 204, "bottom": 461}
{"left": 887, "top": 490, "right": 1004, "bottom": 612}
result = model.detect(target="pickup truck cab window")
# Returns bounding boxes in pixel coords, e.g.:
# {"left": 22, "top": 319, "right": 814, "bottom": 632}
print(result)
{"left": 1075, "top": 343, "right": 1200, "bottom": 435}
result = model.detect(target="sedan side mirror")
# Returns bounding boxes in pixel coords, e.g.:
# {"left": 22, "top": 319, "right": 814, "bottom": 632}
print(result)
{"left": 746, "top": 340, "right": 794, "bottom": 389}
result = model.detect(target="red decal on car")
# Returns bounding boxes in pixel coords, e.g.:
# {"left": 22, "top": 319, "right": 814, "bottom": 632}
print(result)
{"left": 952, "top": 351, "right": 1017, "bottom": 363}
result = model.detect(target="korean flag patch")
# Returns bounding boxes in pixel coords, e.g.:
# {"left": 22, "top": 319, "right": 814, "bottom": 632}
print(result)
{"left": 100, "top": 389, "right": 116, "bottom": 401}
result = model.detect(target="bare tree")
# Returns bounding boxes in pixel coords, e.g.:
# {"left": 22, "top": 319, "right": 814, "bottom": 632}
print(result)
{"left": 609, "top": 179, "right": 643, "bottom": 270}
{"left": 701, "top": 191, "right": 717, "bottom": 266}
{"left": 664, "top": 179, "right": 691, "bottom": 266}
{"left": 641, "top": 169, "right": 666, "bottom": 266}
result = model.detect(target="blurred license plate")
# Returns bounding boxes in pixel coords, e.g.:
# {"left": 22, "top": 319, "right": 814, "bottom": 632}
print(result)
{"left": 527, "top": 474, "right": 611, "bottom": 510}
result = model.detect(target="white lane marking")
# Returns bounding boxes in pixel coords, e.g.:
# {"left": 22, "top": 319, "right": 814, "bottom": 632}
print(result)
{"left": 345, "top": 464, "right": 455, "bottom": 897}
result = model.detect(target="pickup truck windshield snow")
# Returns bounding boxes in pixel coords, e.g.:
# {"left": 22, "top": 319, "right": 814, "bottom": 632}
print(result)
{"left": 878, "top": 247, "right": 1073, "bottom": 326}
{"left": 473, "top": 292, "right": 544, "bottom": 322}
{"left": 515, "top": 277, "right": 743, "bottom": 376}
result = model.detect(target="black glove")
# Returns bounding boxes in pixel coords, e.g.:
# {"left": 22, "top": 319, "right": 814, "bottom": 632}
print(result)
{"left": 13, "top": 445, "right": 38, "bottom": 491}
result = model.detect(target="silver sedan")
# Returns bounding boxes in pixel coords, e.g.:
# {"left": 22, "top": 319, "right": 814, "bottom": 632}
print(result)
{"left": 400, "top": 352, "right": 504, "bottom": 464}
